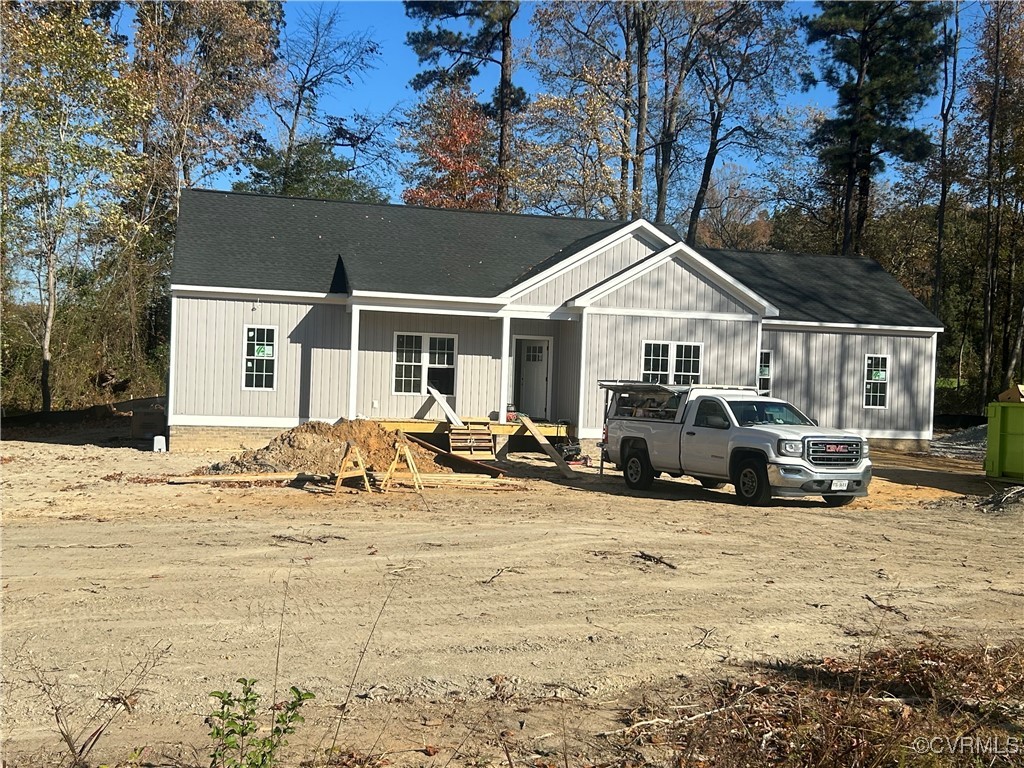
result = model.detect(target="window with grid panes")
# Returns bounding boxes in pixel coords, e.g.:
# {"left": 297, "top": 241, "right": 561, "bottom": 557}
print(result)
{"left": 864, "top": 355, "right": 888, "bottom": 408}
{"left": 674, "top": 343, "right": 701, "bottom": 384}
{"left": 243, "top": 326, "right": 276, "bottom": 389}
{"left": 758, "top": 350, "right": 772, "bottom": 394}
{"left": 642, "top": 342, "right": 670, "bottom": 383}
{"left": 394, "top": 333, "right": 457, "bottom": 395}
{"left": 642, "top": 341, "right": 701, "bottom": 385}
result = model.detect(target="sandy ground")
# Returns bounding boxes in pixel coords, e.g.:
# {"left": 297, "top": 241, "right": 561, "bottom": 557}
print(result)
{"left": 1, "top": 432, "right": 1021, "bottom": 767}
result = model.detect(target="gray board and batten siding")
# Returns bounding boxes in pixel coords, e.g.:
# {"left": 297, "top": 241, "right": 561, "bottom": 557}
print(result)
{"left": 763, "top": 328, "right": 937, "bottom": 439}
{"left": 510, "top": 234, "right": 661, "bottom": 307}
{"left": 172, "top": 296, "right": 350, "bottom": 424}
{"left": 355, "top": 311, "right": 503, "bottom": 421}
{"left": 578, "top": 315, "right": 761, "bottom": 433}
{"left": 592, "top": 256, "right": 753, "bottom": 314}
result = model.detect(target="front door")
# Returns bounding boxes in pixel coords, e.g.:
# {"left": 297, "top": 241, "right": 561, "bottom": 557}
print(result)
{"left": 514, "top": 338, "right": 551, "bottom": 420}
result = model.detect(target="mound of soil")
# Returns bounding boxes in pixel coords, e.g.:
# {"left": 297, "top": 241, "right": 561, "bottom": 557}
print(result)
{"left": 198, "top": 420, "right": 451, "bottom": 475}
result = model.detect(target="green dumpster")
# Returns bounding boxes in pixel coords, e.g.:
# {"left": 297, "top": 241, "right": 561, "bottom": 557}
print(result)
{"left": 986, "top": 401, "right": 1024, "bottom": 481}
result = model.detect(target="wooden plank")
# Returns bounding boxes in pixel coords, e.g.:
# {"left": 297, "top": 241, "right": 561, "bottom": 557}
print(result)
{"left": 517, "top": 415, "right": 578, "bottom": 479}
{"left": 405, "top": 433, "right": 503, "bottom": 477}
{"left": 427, "top": 386, "right": 464, "bottom": 427}
{"left": 168, "top": 472, "right": 329, "bottom": 484}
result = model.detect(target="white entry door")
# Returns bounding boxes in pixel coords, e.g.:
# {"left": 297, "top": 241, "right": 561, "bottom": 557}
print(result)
{"left": 515, "top": 338, "right": 551, "bottom": 420}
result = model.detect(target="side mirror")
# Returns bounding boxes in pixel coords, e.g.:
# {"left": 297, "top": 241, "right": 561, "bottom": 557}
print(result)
{"left": 810, "top": 418, "right": 819, "bottom": 426}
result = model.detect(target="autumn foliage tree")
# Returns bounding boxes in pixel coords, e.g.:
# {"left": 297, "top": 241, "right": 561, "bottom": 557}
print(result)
{"left": 400, "top": 85, "right": 498, "bottom": 210}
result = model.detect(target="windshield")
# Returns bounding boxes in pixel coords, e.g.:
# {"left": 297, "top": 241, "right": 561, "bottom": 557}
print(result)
{"left": 726, "top": 399, "right": 814, "bottom": 427}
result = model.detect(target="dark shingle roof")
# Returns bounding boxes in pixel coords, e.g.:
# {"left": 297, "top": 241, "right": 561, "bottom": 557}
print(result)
{"left": 171, "top": 190, "right": 940, "bottom": 330}
{"left": 171, "top": 189, "right": 631, "bottom": 297}
{"left": 698, "top": 248, "right": 942, "bottom": 328}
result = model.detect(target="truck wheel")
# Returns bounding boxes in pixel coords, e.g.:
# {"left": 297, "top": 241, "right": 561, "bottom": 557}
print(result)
{"left": 696, "top": 477, "right": 726, "bottom": 490}
{"left": 735, "top": 458, "right": 772, "bottom": 506}
{"left": 823, "top": 495, "right": 855, "bottom": 507}
{"left": 624, "top": 449, "right": 655, "bottom": 490}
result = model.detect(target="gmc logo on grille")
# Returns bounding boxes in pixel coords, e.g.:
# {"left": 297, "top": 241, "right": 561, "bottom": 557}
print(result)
{"left": 825, "top": 444, "right": 851, "bottom": 453}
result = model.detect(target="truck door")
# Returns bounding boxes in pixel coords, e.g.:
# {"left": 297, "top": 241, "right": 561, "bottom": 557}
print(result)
{"left": 681, "top": 398, "right": 732, "bottom": 478}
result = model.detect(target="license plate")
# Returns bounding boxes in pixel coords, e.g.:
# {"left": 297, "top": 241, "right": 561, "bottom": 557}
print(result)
{"left": 831, "top": 480, "right": 849, "bottom": 491}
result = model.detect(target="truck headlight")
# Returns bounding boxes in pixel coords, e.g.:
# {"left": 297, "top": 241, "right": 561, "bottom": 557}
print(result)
{"left": 861, "top": 441, "right": 869, "bottom": 457}
{"left": 778, "top": 439, "right": 803, "bottom": 457}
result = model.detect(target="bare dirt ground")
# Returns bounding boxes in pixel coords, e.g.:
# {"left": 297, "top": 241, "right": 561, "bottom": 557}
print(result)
{"left": 1, "top": 430, "right": 1021, "bottom": 767}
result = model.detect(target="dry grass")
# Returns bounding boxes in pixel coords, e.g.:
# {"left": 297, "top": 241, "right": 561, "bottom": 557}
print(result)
{"left": 599, "top": 642, "right": 1023, "bottom": 767}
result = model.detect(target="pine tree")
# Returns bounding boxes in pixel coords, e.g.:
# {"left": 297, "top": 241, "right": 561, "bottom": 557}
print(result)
{"left": 403, "top": 1, "right": 523, "bottom": 210}
{"left": 803, "top": 1, "right": 948, "bottom": 255}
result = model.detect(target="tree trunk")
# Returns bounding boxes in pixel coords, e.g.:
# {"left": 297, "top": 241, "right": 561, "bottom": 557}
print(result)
{"left": 685, "top": 102, "right": 722, "bottom": 245}
{"left": 41, "top": 250, "right": 57, "bottom": 413}
{"left": 854, "top": 164, "right": 871, "bottom": 256}
{"left": 980, "top": 5, "right": 1002, "bottom": 411}
{"left": 494, "top": 6, "right": 516, "bottom": 211}
{"left": 631, "top": 3, "right": 651, "bottom": 220}
{"left": 933, "top": 3, "right": 960, "bottom": 316}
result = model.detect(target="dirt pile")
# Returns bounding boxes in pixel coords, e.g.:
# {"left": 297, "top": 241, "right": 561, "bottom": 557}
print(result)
{"left": 198, "top": 420, "right": 451, "bottom": 475}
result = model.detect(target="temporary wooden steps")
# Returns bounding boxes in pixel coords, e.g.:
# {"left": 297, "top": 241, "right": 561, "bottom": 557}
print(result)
{"left": 448, "top": 420, "right": 496, "bottom": 461}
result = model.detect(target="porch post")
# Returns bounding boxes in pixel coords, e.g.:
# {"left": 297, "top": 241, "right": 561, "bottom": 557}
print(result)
{"left": 576, "top": 308, "right": 589, "bottom": 432}
{"left": 347, "top": 305, "right": 361, "bottom": 420}
{"left": 498, "top": 315, "right": 510, "bottom": 424}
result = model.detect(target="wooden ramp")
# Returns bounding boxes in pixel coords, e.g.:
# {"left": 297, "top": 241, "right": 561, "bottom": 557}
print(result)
{"left": 448, "top": 420, "right": 496, "bottom": 461}
{"left": 517, "top": 415, "right": 577, "bottom": 479}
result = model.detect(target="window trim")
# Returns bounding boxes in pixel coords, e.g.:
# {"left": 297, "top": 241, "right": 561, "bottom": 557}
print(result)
{"left": 758, "top": 349, "right": 772, "bottom": 395}
{"left": 863, "top": 353, "right": 889, "bottom": 409}
{"left": 392, "top": 331, "right": 458, "bottom": 396}
{"left": 640, "top": 340, "right": 703, "bottom": 385}
{"left": 241, "top": 324, "right": 278, "bottom": 392}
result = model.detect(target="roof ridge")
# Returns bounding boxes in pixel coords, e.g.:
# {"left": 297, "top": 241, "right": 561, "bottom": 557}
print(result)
{"left": 182, "top": 187, "right": 630, "bottom": 226}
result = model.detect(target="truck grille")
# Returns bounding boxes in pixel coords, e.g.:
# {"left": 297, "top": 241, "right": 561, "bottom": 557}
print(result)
{"left": 807, "top": 439, "right": 862, "bottom": 467}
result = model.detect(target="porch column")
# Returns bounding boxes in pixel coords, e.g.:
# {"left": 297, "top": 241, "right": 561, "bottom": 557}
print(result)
{"left": 498, "top": 315, "right": 511, "bottom": 424}
{"left": 576, "top": 308, "right": 590, "bottom": 431}
{"left": 347, "top": 305, "right": 361, "bottom": 420}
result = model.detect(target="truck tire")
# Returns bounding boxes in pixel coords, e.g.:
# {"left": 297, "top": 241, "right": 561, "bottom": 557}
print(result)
{"left": 696, "top": 477, "right": 726, "bottom": 490}
{"left": 735, "top": 458, "right": 772, "bottom": 506}
{"left": 624, "top": 449, "right": 655, "bottom": 490}
{"left": 823, "top": 495, "right": 855, "bottom": 507}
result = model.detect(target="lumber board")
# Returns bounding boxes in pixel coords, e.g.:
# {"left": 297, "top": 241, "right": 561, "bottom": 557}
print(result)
{"left": 405, "top": 433, "right": 503, "bottom": 477}
{"left": 427, "top": 386, "right": 464, "bottom": 427}
{"left": 168, "top": 472, "right": 329, "bottom": 484}
{"left": 516, "top": 415, "right": 578, "bottom": 479}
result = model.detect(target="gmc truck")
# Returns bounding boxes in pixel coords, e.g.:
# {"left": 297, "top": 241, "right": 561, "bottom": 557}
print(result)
{"left": 599, "top": 381, "right": 872, "bottom": 506}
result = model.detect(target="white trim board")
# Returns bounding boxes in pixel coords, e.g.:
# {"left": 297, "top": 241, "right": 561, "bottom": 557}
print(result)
{"left": 351, "top": 289, "right": 504, "bottom": 306}
{"left": 586, "top": 306, "right": 756, "bottom": 322}
{"left": 169, "top": 415, "right": 328, "bottom": 428}
{"left": 764, "top": 320, "right": 943, "bottom": 336}
{"left": 172, "top": 284, "right": 349, "bottom": 304}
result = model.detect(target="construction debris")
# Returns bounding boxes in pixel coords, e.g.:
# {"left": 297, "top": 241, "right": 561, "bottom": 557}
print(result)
{"left": 977, "top": 484, "right": 1024, "bottom": 513}
{"left": 517, "top": 415, "right": 577, "bottom": 479}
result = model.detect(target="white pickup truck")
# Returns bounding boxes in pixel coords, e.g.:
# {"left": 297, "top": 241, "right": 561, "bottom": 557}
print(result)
{"left": 599, "top": 381, "right": 872, "bottom": 506}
